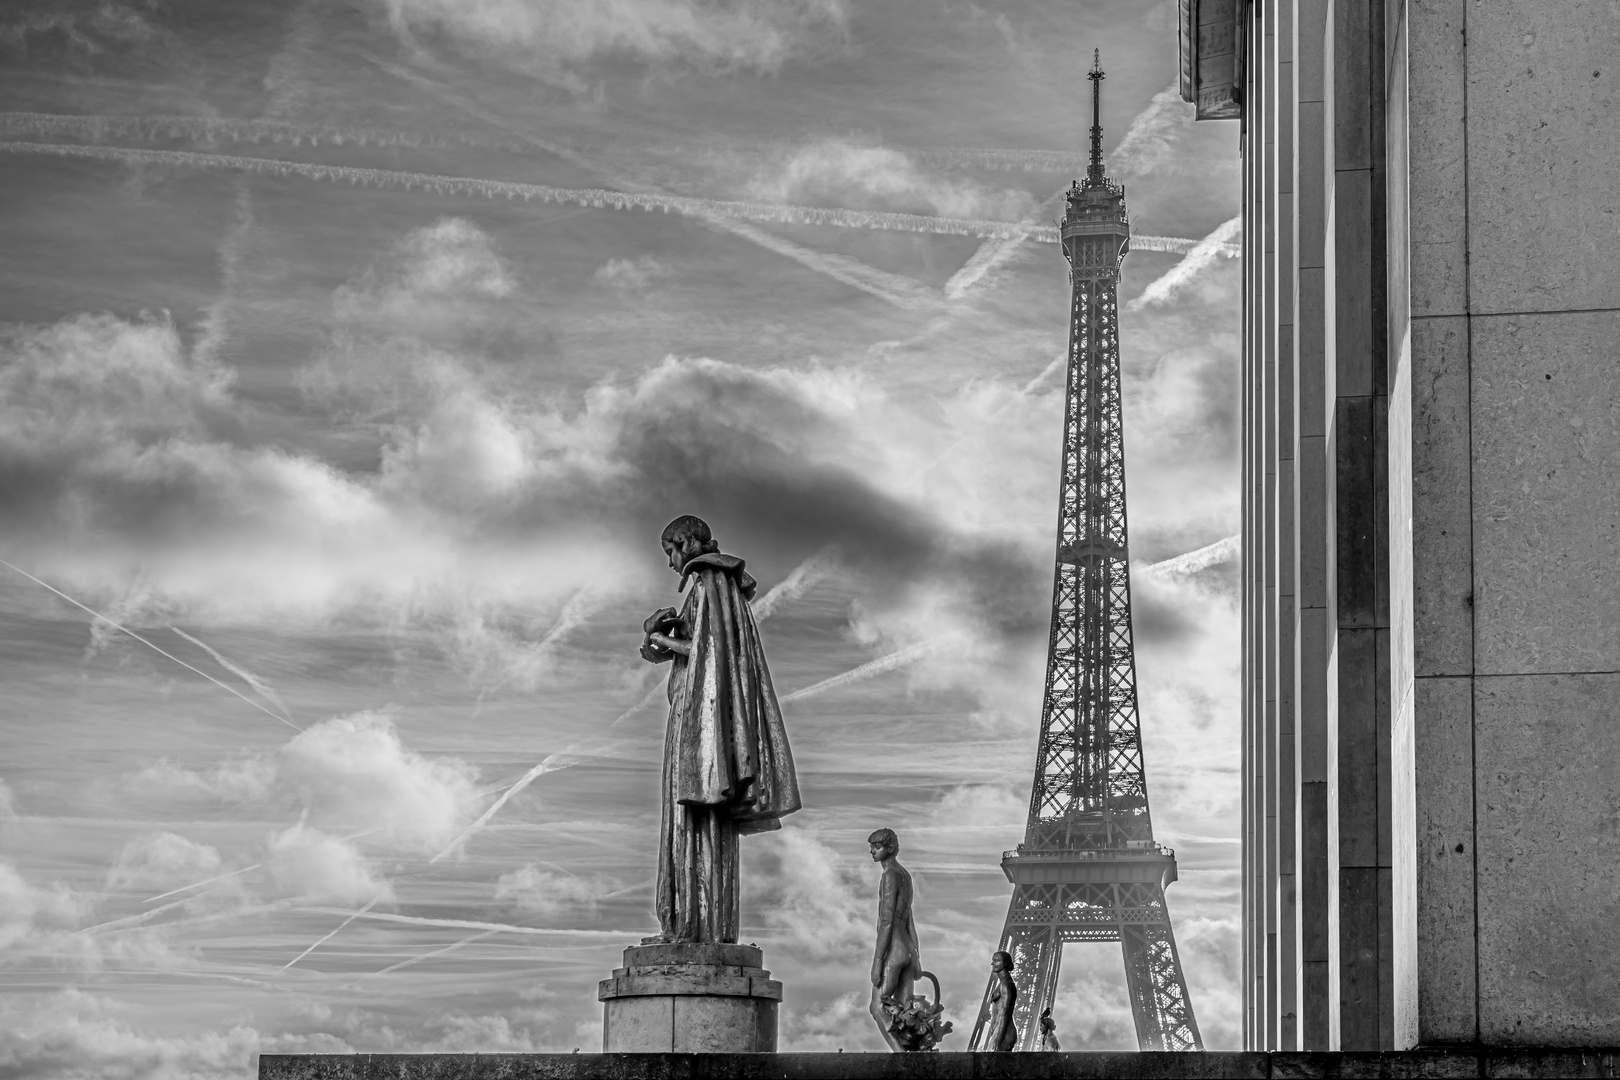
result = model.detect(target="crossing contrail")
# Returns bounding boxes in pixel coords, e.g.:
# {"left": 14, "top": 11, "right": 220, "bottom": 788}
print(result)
{"left": 0, "top": 141, "right": 1226, "bottom": 257}
{"left": 0, "top": 559, "right": 300, "bottom": 731}
{"left": 335, "top": 929, "right": 499, "bottom": 990}
{"left": 278, "top": 754, "right": 581, "bottom": 972}
{"left": 432, "top": 754, "right": 577, "bottom": 862}
{"left": 138, "top": 777, "right": 519, "bottom": 905}
{"left": 1128, "top": 215, "right": 1245, "bottom": 310}
{"left": 778, "top": 638, "right": 946, "bottom": 704}
{"left": 169, "top": 625, "right": 292, "bottom": 724}
{"left": 302, "top": 907, "right": 635, "bottom": 938}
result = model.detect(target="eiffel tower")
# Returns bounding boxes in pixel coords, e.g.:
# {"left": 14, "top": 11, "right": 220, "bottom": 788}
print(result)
{"left": 968, "top": 52, "right": 1201, "bottom": 1053}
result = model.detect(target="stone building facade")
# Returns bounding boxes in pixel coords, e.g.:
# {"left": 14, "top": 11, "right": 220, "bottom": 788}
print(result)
{"left": 1179, "top": 0, "right": 1620, "bottom": 1053}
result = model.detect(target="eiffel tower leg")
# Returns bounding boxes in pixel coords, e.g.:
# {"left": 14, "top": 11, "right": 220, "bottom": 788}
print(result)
{"left": 970, "top": 890, "right": 1063, "bottom": 1051}
{"left": 1120, "top": 884, "right": 1203, "bottom": 1051}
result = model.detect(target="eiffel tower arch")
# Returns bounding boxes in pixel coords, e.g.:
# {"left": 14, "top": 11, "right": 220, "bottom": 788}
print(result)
{"left": 969, "top": 52, "right": 1202, "bottom": 1054}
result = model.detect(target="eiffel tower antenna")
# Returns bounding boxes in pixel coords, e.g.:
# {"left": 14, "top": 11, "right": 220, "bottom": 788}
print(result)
{"left": 968, "top": 50, "right": 1202, "bottom": 1053}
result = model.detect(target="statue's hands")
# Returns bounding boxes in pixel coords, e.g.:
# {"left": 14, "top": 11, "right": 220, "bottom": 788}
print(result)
{"left": 643, "top": 607, "right": 681, "bottom": 636}
{"left": 640, "top": 607, "right": 686, "bottom": 664}
{"left": 871, "top": 965, "right": 884, "bottom": 988}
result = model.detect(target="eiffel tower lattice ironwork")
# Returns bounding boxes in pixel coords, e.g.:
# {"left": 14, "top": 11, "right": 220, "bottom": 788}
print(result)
{"left": 968, "top": 51, "right": 1202, "bottom": 1054}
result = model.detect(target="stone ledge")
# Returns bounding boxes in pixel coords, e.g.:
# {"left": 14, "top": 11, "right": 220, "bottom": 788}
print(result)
{"left": 599, "top": 972, "right": 782, "bottom": 1000}
{"left": 258, "top": 1048, "right": 1620, "bottom": 1080}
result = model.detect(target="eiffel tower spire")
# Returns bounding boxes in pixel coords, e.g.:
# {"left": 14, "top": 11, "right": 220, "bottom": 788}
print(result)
{"left": 969, "top": 52, "right": 1202, "bottom": 1053}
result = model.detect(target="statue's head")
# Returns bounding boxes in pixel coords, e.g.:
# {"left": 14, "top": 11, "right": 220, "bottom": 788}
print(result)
{"left": 991, "top": 950, "right": 1014, "bottom": 973}
{"left": 660, "top": 515, "right": 719, "bottom": 574}
{"left": 867, "top": 827, "right": 899, "bottom": 863}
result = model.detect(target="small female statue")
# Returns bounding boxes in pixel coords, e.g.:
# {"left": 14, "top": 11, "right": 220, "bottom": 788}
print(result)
{"left": 1038, "top": 1006, "right": 1061, "bottom": 1051}
{"left": 984, "top": 950, "right": 1019, "bottom": 1052}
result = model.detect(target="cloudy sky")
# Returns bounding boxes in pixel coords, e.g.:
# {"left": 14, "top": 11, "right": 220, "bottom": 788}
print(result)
{"left": 0, "top": 0, "right": 1242, "bottom": 1074}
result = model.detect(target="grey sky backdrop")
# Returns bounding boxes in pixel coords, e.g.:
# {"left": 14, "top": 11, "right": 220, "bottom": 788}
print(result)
{"left": 0, "top": 0, "right": 1244, "bottom": 1074}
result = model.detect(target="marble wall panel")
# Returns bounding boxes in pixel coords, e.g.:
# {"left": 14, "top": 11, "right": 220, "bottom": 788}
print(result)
{"left": 1471, "top": 311, "right": 1620, "bottom": 675}
{"left": 1408, "top": 315, "right": 1473, "bottom": 678}
{"left": 1475, "top": 672, "right": 1620, "bottom": 1044}
{"left": 1465, "top": 2, "right": 1620, "bottom": 315}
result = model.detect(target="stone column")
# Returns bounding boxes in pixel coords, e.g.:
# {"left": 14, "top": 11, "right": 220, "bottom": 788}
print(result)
{"left": 598, "top": 943, "right": 781, "bottom": 1053}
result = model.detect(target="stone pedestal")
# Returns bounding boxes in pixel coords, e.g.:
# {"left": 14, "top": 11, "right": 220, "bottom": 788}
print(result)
{"left": 598, "top": 943, "right": 780, "bottom": 1053}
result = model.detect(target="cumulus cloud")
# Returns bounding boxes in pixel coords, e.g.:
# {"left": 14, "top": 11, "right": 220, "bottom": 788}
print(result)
{"left": 378, "top": 0, "right": 849, "bottom": 89}
{"left": 0, "top": 1, "right": 163, "bottom": 53}
{"left": 747, "top": 138, "right": 1036, "bottom": 221}
{"left": 0, "top": 777, "right": 17, "bottom": 819}
{"left": 265, "top": 824, "right": 393, "bottom": 906}
{"left": 128, "top": 712, "right": 481, "bottom": 859}
{"left": 330, "top": 217, "right": 514, "bottom": 339}
{"left": 928, "top": 783, "right": 1025, "bottom": 830}
{"left": 749, "top": 830, "right": 866, "bottom": 962}
{"left": 493, "top": 864, "right": 613, "bottom": 921}
{"left": 593, "top": 255, "right": 670, "bottom": 290}
{"left": 0, "top": 990, "right": 355, "bottom": 1080}
{"left": 106, "top": 834, "right": 223, "bottom": 894}
{"left": 781, "top": 990, "right": 866, "bottom": 1051}
{"left": 276, "top": 712, "right": 481, "bottom": 854}
{"left": 0, "top": 861, "right": 90, "bottom": 951}
{"left": 0, "top": 206, "right": 1230, "bottom": 722}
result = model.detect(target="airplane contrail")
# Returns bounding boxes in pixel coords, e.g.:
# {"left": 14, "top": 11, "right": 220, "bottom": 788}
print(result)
{"left": 335, "top": 929, "right": 499, "bottom": 991}
{"left": 278, "top": 754, "right": 582, "bottom": 972}
{"left": 1141, "top": 534, "right": 1241, "bottom": 576}
{"left": 908, "top": 147, "right": 1091, "bottom": 173}
{"left": 432, "top": 754, "right": 578, "bottom": 862}
{"left": 751, "top": 547, "right": 836, "bottom": 620}
{"left": 139, "top": 776, "right": 518, "bottom": 904}
{"left": 0, "top": 559, "right": 300, "bottom": 731}
{"left": 0, "top": 111, "right": 516, "bottom": 151}
{"left": 1128, "top": 215, "right": 1244, "bottom": 310}
{"left": 1107, "top": 83, "right": 1190, "bottom": 178}
{"left": 277, "top": 896, "right": 384, "bottom": 973}
{"left": 778, "top": 638, "right": 947, "bottom": 704}
{"left": 0, "top": 141, "right": 1225, "bottom": 257}
{"left": 301, "top": 907, "right": 635, "bottom": 938}
{"left": 191, "top": 178, "right": 254, "bottom": 368}
{"left": 170, "top": 625, "right": 292, "bottom": 723}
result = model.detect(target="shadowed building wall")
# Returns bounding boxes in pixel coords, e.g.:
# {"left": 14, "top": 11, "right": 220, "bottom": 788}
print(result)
{"left": 1179, "top": 0, "right": 1620, "bottom": 1052}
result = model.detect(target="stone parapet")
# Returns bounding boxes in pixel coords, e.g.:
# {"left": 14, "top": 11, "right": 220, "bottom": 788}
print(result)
{"left": 260, "top": 1048, "right": 1620, "bottom": 1079}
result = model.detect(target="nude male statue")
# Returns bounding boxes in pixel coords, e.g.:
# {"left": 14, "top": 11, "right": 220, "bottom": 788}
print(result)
{"left": 867, "top": 827, "right": 924, "bottom": 1051}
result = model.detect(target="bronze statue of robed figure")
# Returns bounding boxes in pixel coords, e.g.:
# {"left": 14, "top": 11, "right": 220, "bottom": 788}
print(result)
{"left": 639, "top": 515, "right": 802, "bottom": 944}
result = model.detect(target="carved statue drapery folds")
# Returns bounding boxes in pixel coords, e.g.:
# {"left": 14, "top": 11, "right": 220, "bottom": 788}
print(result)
{"left": 641, "top": 517, "right": 800, "bottom": 944}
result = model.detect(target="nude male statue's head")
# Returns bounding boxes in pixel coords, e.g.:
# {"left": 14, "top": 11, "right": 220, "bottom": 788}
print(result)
{"left": 867, "top": 827, "right": 899, "bottom": 862}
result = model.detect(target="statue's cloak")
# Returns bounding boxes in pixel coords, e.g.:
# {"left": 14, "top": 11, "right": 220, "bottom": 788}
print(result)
{"left": 665, "top": 551, "right": 801, "bottom": 831}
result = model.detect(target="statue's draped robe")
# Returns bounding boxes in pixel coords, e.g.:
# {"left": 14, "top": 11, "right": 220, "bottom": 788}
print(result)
{"left": 655, "top": 552, "right": 801, "bottom": 943}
